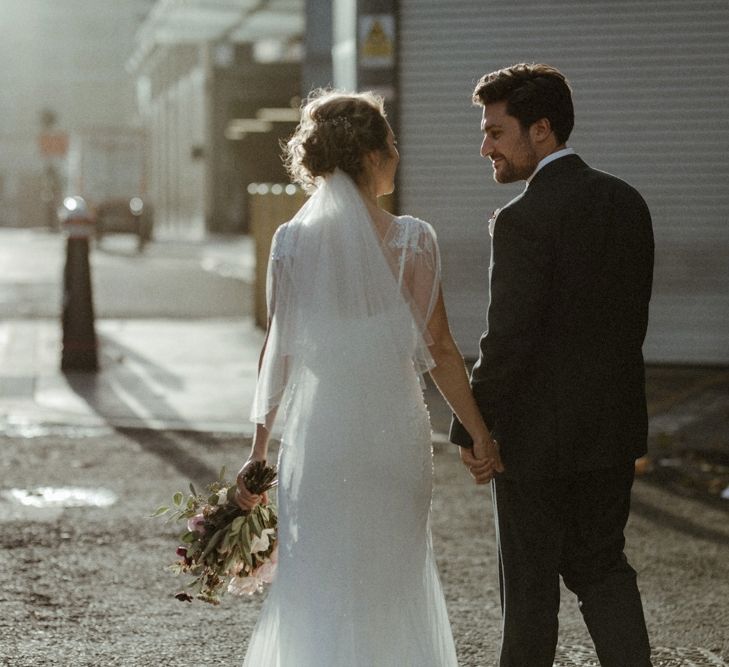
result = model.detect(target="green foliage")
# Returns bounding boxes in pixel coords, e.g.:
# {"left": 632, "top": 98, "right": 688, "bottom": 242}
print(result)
{"left": 152, "top": 462, "right": 278, "bottom": 605}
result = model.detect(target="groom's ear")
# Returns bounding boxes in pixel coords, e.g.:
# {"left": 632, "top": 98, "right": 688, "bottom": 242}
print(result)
{"left": 529, "top": 117, "right": 553, "bottom": 144}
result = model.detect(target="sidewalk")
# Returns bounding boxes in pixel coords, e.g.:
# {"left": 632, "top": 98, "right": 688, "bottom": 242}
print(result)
{"left": 0, "top": 232, "right": 261, "bottom": 436}
{"left": 0, "top": 317, "right": 263, "bottom": 436}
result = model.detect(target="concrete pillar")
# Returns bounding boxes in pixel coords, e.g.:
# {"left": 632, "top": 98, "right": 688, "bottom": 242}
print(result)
{"left": 303, "top": 0, "right": 334, "bottom": 92}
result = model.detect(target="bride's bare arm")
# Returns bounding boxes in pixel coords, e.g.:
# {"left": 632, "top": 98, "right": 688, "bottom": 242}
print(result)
{"left": 426, "top": 290, "right": 504, "bottom": 482}
{"left": 252, "top": 325, "right": 276, "bottom": 456}
{"left": 235, "top": 327, "right": 278, "bottom": 509}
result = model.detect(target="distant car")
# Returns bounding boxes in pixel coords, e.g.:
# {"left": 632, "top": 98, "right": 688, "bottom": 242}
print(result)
{"left": 95, "top": 197, "right": 153, "bottom": 251}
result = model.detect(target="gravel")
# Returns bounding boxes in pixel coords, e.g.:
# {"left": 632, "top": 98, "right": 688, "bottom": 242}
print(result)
{"left": 1, "top": 429, "right": 727, "bottom": 666}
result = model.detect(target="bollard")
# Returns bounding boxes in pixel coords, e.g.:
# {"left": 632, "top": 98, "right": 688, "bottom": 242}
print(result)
{"left": 59, "top": 197, "right": 98, "bottom": 372}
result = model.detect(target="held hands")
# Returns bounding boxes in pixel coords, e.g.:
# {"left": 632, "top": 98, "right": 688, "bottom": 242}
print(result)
{"left": 460, "top": 436, "right": 504, "bottom": 485}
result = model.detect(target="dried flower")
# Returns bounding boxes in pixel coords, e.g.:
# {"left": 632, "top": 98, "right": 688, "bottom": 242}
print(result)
{"left": 257, "top": 557, "right": 277, "bottom": 585}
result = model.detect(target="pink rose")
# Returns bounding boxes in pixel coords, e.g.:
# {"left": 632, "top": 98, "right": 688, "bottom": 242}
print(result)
{"left": 187, "top": 513, "right": 206, "bottom": 534}
{"left": 256, "top": 559, "right": 277, "bottom": 584}
{"left": 227, "top": 574, "right": 261, "bottom": 596}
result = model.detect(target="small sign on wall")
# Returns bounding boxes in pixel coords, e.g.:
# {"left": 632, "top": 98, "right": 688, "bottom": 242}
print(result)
{"left": 38, "top": 132, "right": 69, "bottom": 157}
{"left": 359, "top": 14, "right": 395, "bottom": 68}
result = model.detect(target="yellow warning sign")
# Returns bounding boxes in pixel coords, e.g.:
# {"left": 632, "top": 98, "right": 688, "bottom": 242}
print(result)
{"left": 359, "top": 14, "right": 395, "bottom": 68}
{"left": 363, "top": 20, "right": 391, "bottom": 58}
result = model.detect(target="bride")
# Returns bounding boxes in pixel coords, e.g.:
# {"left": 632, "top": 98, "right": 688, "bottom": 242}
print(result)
{"left": 235, "top": 89, "right": 503, "bottom": 666}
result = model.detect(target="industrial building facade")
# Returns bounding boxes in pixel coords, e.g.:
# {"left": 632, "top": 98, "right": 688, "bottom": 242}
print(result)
{"left": 130, "top": 0, "right": 728, "bottom": 364}
{"left": 6, "top": 1, "right": 724, "bottom": 364}
{"left": 393, "top": 1, "right": 729, "bottom": 364}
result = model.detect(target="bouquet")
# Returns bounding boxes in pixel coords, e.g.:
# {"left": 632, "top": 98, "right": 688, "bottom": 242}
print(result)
{"left": 152, "top": 461, "right": 278, "bottom": 604}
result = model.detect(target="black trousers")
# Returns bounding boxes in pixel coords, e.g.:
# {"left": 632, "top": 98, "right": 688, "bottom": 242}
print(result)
{"left": 492, "top": 463, "right": 651, "bottom": 667}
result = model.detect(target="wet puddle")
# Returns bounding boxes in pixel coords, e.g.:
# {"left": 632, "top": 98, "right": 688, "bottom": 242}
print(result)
{"left": 1, "top": 486, "right": 118, "bottom": 508}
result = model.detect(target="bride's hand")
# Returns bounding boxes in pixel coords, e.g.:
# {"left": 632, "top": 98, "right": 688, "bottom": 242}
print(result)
{"left": 234, "top": 458, "right": 266, "bottom": 511}
{"left": 460, "top": 436, "right": 504, "bottom": 484}
{"left": 474, "top": 436, "right": 504, "bottom": 471}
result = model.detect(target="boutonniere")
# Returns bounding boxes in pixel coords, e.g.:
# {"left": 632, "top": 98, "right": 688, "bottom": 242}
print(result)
{"left": 487, "top": 208, "right": 501, "bottom": 237}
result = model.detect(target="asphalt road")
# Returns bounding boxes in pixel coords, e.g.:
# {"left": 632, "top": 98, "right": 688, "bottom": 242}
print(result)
{"left": 0, "top": 228, "right": 250, "bottom": 319}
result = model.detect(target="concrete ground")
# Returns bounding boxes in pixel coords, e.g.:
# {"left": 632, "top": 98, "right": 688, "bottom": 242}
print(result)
{"left": 1, "top": 228, "right": 728, "bottom": 665}
{"left": 1, "top": 429, "right": 727, "bottom": 666}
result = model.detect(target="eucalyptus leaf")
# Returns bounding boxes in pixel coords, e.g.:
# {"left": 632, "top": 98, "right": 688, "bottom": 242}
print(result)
{"left": 181, "top": 531, "right": 197, "bottom": 544}
{"left": 239, "top": 526, "right": 251, "bottom": 554}
{"left": 230, "top": 516, "right": 246, "bottom": 536}
{"left": 241, "top": 545, "right": 253, "bottom": 568}
{"left": 201, "top": 528, "right": 225, "bottom": 559}
{"left": 223, "top": 552, "right": 238, "bottom": 574}
{"left": 173, "top": 492, "right": 183, "bottom": 506}
{"left": 221, "top": 530, "right": 234, "bottom": 552}
{"left": 150, "top": 506, "right": 169, "bottom": 517}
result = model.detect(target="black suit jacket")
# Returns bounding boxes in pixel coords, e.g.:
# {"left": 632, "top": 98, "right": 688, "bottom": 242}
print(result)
{"left": 450, "top": 154, "right": 654, "bottom": 477}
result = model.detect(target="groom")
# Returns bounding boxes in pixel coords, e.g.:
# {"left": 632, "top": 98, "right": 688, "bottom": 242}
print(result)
{"left": 450, "top": 63, "right": 654, "bottom": 666}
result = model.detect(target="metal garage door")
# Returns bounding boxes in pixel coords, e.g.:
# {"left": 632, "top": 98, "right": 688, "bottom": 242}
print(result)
{"left": 397, "top": 0, "right": 729, "bottom": 363}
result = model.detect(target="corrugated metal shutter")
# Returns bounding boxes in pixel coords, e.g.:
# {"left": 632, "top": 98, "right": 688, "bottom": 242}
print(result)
{"left": 398, "top": 0, "right": 729, "bottom": 363}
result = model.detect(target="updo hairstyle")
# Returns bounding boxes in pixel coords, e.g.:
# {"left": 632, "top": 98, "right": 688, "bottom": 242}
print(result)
{"left": 284, "top": 89, "right": 390, "bottom": 192}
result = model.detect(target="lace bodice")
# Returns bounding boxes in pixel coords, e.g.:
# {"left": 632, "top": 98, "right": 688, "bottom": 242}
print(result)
{"left": 268, "top": 212, "right": 440, "bottom": 331}
{"left": 387, "top": 216, "right": 436, "bottom": 256}
{"left": 252, "top": 171, "right": 442, "bottom": 426}
{"left": 272, "top": 214, "right": 437, "bottom": 268}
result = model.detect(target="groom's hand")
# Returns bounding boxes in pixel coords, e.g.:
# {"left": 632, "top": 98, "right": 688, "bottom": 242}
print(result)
{"left": 460, "top": 438, "right": 504, "bottom": 484}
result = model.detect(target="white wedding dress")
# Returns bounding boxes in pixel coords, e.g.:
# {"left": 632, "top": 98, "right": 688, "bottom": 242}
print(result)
{"left": 243, "top": 171, "right": 459, "bottom": 666}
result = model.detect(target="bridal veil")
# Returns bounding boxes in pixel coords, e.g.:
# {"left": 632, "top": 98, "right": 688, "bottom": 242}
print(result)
{"left": 250, "top": 168, "right": 440, "bottom": 429}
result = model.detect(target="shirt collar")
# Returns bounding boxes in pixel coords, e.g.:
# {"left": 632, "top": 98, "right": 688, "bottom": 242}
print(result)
{"left": 526, "top": 147, "right": 576, "bottom": 185}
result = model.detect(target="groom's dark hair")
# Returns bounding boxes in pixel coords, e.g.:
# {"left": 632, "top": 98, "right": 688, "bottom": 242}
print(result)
{"left": 473, "top": 63, "right": 574, "bottom": 144}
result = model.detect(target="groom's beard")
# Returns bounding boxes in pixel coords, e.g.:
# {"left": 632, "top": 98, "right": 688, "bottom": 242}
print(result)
{"left": 491, "top": 137, "right": 539, "bottom": 184}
